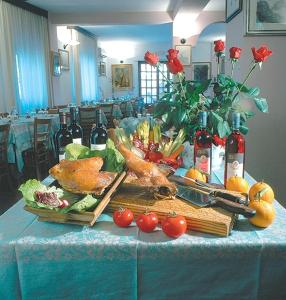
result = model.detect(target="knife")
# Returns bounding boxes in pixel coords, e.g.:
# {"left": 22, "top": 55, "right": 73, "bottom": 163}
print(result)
{"left": 168, "top": 175, "right": 249, "bottom": 205}
{"left": 176, "top": 185, "right": 255, "bottom": 218}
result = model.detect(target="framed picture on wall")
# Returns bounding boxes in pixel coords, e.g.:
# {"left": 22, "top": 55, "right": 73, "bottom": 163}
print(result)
{"left": 175, "top": 45, "right": 192, "bottom": 65}
{"left": 192, "top": 62, "right": 211, "bottom": 81}
{"left": 51, "top": 51, "right": 61, "bottom": 77}
{"left": 112, "top": 64, "right": 133, "bottom": 90}
{"left": 226, "top": 0, "right": 242, "bottom": 23}
{"left": 246, "top": 0, "right": 286, "bottom": 35}
{"left": 98, "top": 62, "right": 106, "bottom": 76}
{"left": 59, "top": 49, "right": 70, "bottom": 70}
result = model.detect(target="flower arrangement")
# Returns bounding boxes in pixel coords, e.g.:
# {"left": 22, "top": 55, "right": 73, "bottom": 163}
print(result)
{"left": 144, "top": 40, "right": 272, "bottom": 142}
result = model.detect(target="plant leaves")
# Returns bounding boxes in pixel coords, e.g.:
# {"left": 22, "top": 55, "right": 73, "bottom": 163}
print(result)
{"left": 254, "top": 97, "right": 269, "bottom": 113}
{"left": 240, "top": 125, "right": 249, "bottom": 135}
{"left": 217, "top": 121, "right": 226, "bottom": 138}
{"left": 248, "top": 87, "right": 260, "bottom": 97}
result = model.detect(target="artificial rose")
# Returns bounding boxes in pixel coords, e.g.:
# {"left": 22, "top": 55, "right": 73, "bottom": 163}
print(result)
{"left": 144, "top": 51, "right": 159, "bottom": 66}
{"left": 167, "top": 48, "right": 179, "bottom": 60}
{"left": 229, "top": 47, "right": 242, "bottom": 59}
{"left": 167, "top": 58, "right": 184, "bottom": 74}
{"left": 251, "top": 45, "right": 272, "bottom": 62}
{"left": 214, "top": 40, "right": 225, "bottom": 53}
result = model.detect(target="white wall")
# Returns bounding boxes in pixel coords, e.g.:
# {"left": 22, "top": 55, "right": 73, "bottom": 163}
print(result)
{"left": 226, "top": 7, "right": 286, "bottom": 205}
{"left": 48, "top": 22, "right": 98, "bottom": 105}
{"left": 98, "top": 40, "right": 172, "bottom": 99}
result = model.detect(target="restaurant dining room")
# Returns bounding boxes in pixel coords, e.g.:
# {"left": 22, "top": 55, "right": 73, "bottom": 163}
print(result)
{"left": 1, "top": 0, "right": 286, "bottom": 299}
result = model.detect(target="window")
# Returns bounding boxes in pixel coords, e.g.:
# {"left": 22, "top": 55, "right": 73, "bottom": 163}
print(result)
{"left": 138, "top": 61, "right": 170, "bottom": 104}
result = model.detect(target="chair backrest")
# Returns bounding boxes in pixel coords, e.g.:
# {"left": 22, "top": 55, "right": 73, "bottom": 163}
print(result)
{"left": 0, "top": 112, "right": 9, "bottom": 118}
{"left": 34, "top": 118, "right": 51, "bottom": 153}
{"left": 56, "top": 105, "right": 68, "bottom": 109}
{"left": 79, "top": 107, "right": 96, "bottom": 128}
{"left": 0, "top": 124, "right": 10, "bottom": 163}
{"left": 48, "top": 108, "right": 59, "bottom": 114}
{"left": 100, "top": 103, "right": 113, "bottom": 117}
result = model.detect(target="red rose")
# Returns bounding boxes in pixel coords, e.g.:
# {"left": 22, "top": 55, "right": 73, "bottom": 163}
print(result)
{"left": 214, "top": 40, "right": 225, "bottom": 53}
{"left": 229, "top": 47, "right": 242, "bottom": 59}
{"left": 251, "top": 45, "right": 272, "bottom": 62}
{"left": 167, "top": 48, "right": 179, "bottom": 60}
{"left": 144, "top": 51, "right": 159, "bottom": 66}
{"left": 167, "top": 58, "right": 184, "bottom": 74}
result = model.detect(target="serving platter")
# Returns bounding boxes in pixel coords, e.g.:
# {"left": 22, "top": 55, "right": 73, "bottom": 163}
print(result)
{"left": 24, "top": 171, "right": 127, "bottom": 226}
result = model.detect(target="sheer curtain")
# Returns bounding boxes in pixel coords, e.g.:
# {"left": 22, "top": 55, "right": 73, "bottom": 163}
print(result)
{"left": 78, "top": 32, "right": 98, "bottom": 102}
{"left": 0, "top": 1, "right": 51, "bottom": 114}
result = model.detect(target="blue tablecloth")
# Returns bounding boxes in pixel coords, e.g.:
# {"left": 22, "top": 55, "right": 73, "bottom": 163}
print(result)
{"left": 0, "top": 171, "right": 286, "bottom": 300}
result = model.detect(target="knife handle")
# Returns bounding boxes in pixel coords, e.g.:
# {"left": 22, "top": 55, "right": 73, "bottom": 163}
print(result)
{"left": 211, "top": 191, "right": 248, "bottom": 205}
{"left": 214, "top": 197, "right": 256, "bottom": 218}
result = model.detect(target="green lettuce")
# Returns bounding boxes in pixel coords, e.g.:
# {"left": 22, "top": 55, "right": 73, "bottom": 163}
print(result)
{"left": 19, "top": 180, "right": 98, "bottom": 213}
{"left": 66, "top": 139, "right": 125, "bottom": 173}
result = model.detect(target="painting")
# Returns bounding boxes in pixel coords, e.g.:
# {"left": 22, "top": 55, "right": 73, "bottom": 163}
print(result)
{"left": 226, "top": 0, "right": 242, "bottom": 22}
{"left": 112, "top": 64, "right": 133, "bottom": 90}
{"left": 175, "top": 45, "right": 192, "bottom": 65}
{"left": 192, "top": 62, "right": 211, "bottom": 81}
{"left": 246, "top": 0, "right": 286, "bottom": 35}
{"left": 59, "top": 49, "right": 69, "bottom": 70}
{"left": 51, "top": 51, "right": 61, "bottom": 77}
{"left": 98, "top": 62, "right": 106, "bottom": 76}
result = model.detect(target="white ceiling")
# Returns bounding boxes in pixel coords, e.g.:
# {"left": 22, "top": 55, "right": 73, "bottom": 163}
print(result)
{"left": 203, "top": 0, "right": 225, "bottom": 11}
{"left": 83, "top": 23, "right": 172, "bottom": 43}
{"left": 198, "top": 22, "right": 225, "bottom": 42}
{"left": 27, "top": 0, "right": 179, "bottom": 13}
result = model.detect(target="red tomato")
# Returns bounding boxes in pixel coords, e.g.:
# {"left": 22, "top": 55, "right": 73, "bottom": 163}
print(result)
{"left": 113, "top": 208, "right": 134, "bottom": 227}
{"left": 136, "top": 212, "right": 159, "bottom": 233}
{"left": 162, "top": 214, "right": 187, "bottom": 238}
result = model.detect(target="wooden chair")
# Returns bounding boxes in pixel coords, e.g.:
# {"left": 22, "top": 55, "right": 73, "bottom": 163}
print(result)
{"left": 0, "top": 112, "right": 9, "bottom": 118}
{"left": 0, "top": 124, "right": 13, "bottom": 190}
{"left": 22, "top": 118, "right": 52, "bottom": 180}
{"left": 100, "top": 104, "right": 114, "bottom": 128}
{"left": 48, "top": 108, "right": 59, "bottom": 114}
{"left": 79, "top": 107, "right": 96, "bottom": 146}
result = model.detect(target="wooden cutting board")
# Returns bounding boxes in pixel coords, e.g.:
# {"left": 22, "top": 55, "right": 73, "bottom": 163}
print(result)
{"left": 106, "top": 184, "right": 236, "bottom": 236}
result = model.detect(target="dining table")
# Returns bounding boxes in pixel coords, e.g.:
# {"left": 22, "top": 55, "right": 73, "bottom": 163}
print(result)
{"left": 0, "top": 114, "right": 60, "bottom": 172}
{"left": 0, "top": 168, "right": 285, "bottom": 300}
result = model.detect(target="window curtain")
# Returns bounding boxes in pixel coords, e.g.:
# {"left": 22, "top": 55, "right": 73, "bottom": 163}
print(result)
{"left": 0, "top": 1, "right": 51, "bottom": 114}
{"left": 78, "top": 32, "right": 98, "bottom": 103}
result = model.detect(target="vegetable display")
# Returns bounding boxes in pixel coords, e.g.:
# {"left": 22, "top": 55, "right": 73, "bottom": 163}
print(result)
{"left": 116, "top": 121, "right": 185, "bottom": 169}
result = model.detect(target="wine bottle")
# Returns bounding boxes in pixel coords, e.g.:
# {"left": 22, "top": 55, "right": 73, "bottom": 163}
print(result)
{"left": 68, "top": 107, "right": 83, "bottom": 145}
{"left": 224, "top": 112, "right": 245, "bottom": 184}
{"left": 90, "top": 109, "right": 108, "bottom": 150}
{"left": 55, "top": 112, "right": 73, "bottom": 162}
{"left": 194, "top": 111, "right": 212, "bottom": 182}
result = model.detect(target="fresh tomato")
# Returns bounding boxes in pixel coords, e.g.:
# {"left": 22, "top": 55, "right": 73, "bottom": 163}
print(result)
{"left": 136, "top": 212, "right": 159, "bottom": 233}
{"left": 113, "top": 208, "right": 134, "bottom": 227}
{"left": 161, "top": 156, "right": 183, "bottom": 169}
{"left": 148, "top": 151, "right": 163, "bottom": 163}
{"left": 162, "top": 213, "right": 187, "bottom": 238}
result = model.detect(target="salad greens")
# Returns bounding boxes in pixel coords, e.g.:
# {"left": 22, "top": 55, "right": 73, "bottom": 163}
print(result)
{"left": 19, "top": 179, "right": 98, "bottom": 213}
{"left": 65, "top": 139, "right": 125, "bottom": 173}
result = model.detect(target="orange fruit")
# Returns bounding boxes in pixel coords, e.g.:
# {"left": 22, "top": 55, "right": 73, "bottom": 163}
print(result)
{"left": 249, "top": 199, "right": 275, "bottom": 228}
{"left": 249, "top": 181, "right": 274, "bottom": 204}
{"left": 185, "top": 167, "right": 206, "bottom": 183}
{"left": 226, "top": 176, "right": 249, "bottom": 193}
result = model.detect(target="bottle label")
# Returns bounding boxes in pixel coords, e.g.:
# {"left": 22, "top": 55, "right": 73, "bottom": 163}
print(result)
{"left": 195, "top": 148, "right": 211, "bottom": 175}
{"left": 91, "top": 144, "right": 106, "bottom": 151}
{"left": 73, "top": 138, "right": 82, "bottom": 145}
{"left": 226, "top": 153, "right": 244, "bottom": 179}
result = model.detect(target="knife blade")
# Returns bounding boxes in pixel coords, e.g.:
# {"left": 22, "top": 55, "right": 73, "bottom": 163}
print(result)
{"left": 176, "top": 185, "right": 255, "bottom": 218}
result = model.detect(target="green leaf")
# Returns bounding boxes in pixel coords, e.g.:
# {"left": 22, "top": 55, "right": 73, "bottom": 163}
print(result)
{"left": 154, "top": 101, "right": 171, "bottom": 117}
{"left": 245, "top": 111, "right": 255, "bottom": 118}
{"left": 211, "top": 111, "right": 223, "bottom": 123}
{"left": 240, "top": 125, "right": 249, "bottom": 135}
{"left": 217, "top": 121, "right": 226, "bottom": 138}
{"left": 254, "top": 98, "right": 269, "bottom": 113}
{"left": 224, "top": 121, "right": 231, "bottom": 135}
{"left": 248, "top": 87, "right": 260, "bottom": 97}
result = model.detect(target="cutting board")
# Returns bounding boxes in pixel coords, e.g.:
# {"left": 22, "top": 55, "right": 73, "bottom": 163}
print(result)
{"left": 106, "top": 184, "right": 236, "bottom": 237}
